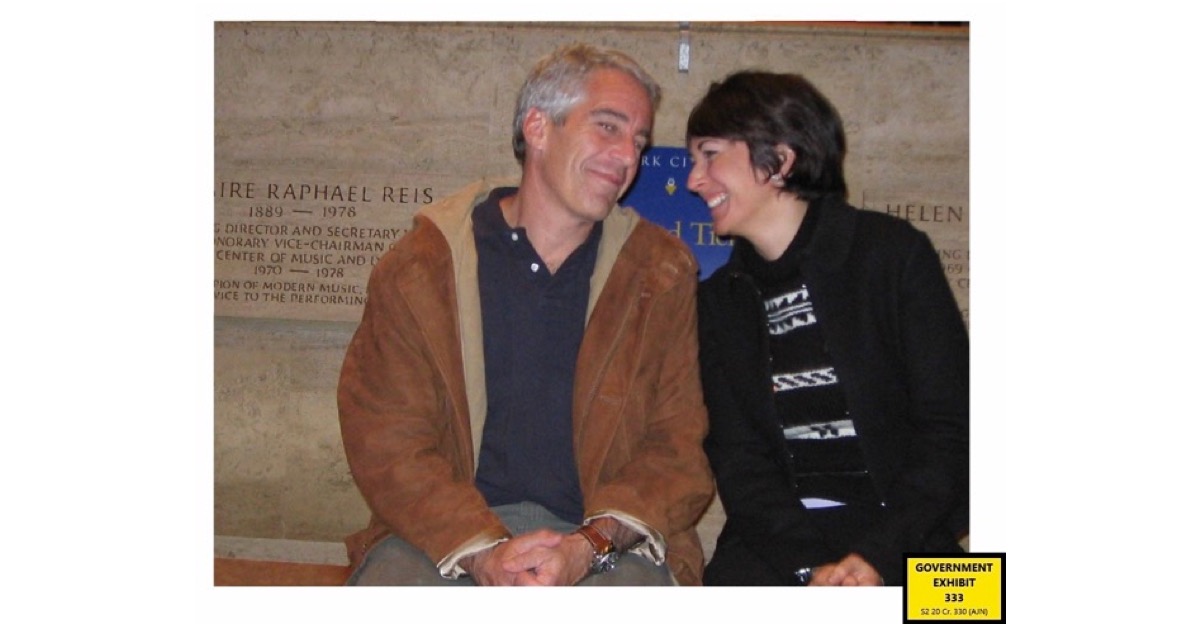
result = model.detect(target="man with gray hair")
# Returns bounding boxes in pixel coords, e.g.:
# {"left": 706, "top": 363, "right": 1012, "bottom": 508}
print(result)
{"left": 337, "top": 43, "right": 713, "bottom": 586}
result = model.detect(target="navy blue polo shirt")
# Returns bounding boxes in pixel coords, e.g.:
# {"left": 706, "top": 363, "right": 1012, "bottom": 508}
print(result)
{"left": 472, "top": 188, "right": 601, "bottom": 524}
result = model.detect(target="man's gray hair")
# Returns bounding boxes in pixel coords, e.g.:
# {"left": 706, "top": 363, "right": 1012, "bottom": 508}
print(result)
{"left": 511, "top": 43, "right": 662, "bottom": 164}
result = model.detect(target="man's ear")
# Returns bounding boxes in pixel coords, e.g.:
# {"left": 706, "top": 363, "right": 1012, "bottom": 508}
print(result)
{"left": 522, "top": 108, "right": 550, "bottom": 154}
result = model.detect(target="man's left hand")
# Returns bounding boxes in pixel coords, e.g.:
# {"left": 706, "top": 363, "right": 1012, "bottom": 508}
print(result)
{"left": 501, "top": 531, "right": 592, "bottom": 586}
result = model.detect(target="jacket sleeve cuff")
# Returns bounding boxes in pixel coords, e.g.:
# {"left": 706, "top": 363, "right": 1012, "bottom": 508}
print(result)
{"left": 585, "top": 509, "right": 666, "bottom": 565}
{"left": 436, "top": 530, "right": 512, "bottom": 579}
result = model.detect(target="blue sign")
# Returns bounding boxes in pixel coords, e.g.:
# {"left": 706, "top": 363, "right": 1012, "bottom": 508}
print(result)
{"left": 622, "top": 146, "right": 733, "bottom": 280}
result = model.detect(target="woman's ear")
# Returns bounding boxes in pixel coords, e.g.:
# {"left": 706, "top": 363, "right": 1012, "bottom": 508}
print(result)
{"left": 774, "top": 144, "right": 797, "bottom": 184}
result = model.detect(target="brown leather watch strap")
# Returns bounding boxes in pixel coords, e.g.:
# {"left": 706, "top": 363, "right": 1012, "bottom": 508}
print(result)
{"left": 575, "top": 523, "right": 619, "bottom": 574}
{"left": 575, "top": 523, "right": 614, "bottom": 555}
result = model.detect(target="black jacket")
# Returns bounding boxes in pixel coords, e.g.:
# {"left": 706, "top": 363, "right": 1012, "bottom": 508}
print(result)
{"left": 698, "top": 195, "right": 969, "bottom": 585}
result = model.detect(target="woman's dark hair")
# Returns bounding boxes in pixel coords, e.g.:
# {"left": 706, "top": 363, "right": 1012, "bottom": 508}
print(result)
{"left": 686, "top": 71, "right": 847, "bottom": 201}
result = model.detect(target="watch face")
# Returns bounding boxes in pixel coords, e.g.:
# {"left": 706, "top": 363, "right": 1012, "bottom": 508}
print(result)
{"left": 595, "top": 552, "right": 619, "bottom": 573}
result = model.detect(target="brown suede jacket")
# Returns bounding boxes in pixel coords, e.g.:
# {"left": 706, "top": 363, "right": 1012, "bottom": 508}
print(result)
{"left": 337, "top": 180, "right": 714, "bottom": 585}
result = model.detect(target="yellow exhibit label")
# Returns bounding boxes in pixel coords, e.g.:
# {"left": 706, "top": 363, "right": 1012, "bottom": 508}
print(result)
{"left": 904, "top": 553, "right": 1005, "bottom": 623}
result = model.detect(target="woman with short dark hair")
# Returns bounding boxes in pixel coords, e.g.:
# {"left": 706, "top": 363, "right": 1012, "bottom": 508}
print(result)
{"left": 687, "top": 71, "right": 969, "bottom": 586}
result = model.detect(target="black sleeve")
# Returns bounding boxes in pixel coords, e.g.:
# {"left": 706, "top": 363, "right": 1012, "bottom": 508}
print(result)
{"left": 849, "top": 228, "right": 970, "bottom": 582}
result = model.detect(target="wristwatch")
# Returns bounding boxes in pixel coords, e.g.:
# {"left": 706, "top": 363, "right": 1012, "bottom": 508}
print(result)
{"left": 575, "top": 523, "right": 620, "bottom": 574}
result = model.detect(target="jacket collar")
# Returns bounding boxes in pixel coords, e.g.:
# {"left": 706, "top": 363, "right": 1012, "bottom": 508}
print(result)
{"left": 420, "top": 179, "right": 639, "bottom": 322}
{"left": 718, "top": 193, "right": 857, "bottom": 282}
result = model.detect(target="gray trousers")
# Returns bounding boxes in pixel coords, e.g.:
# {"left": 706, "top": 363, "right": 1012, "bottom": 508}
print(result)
{"left": 346, "top": 501, "right": 676, "bottom": 586}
